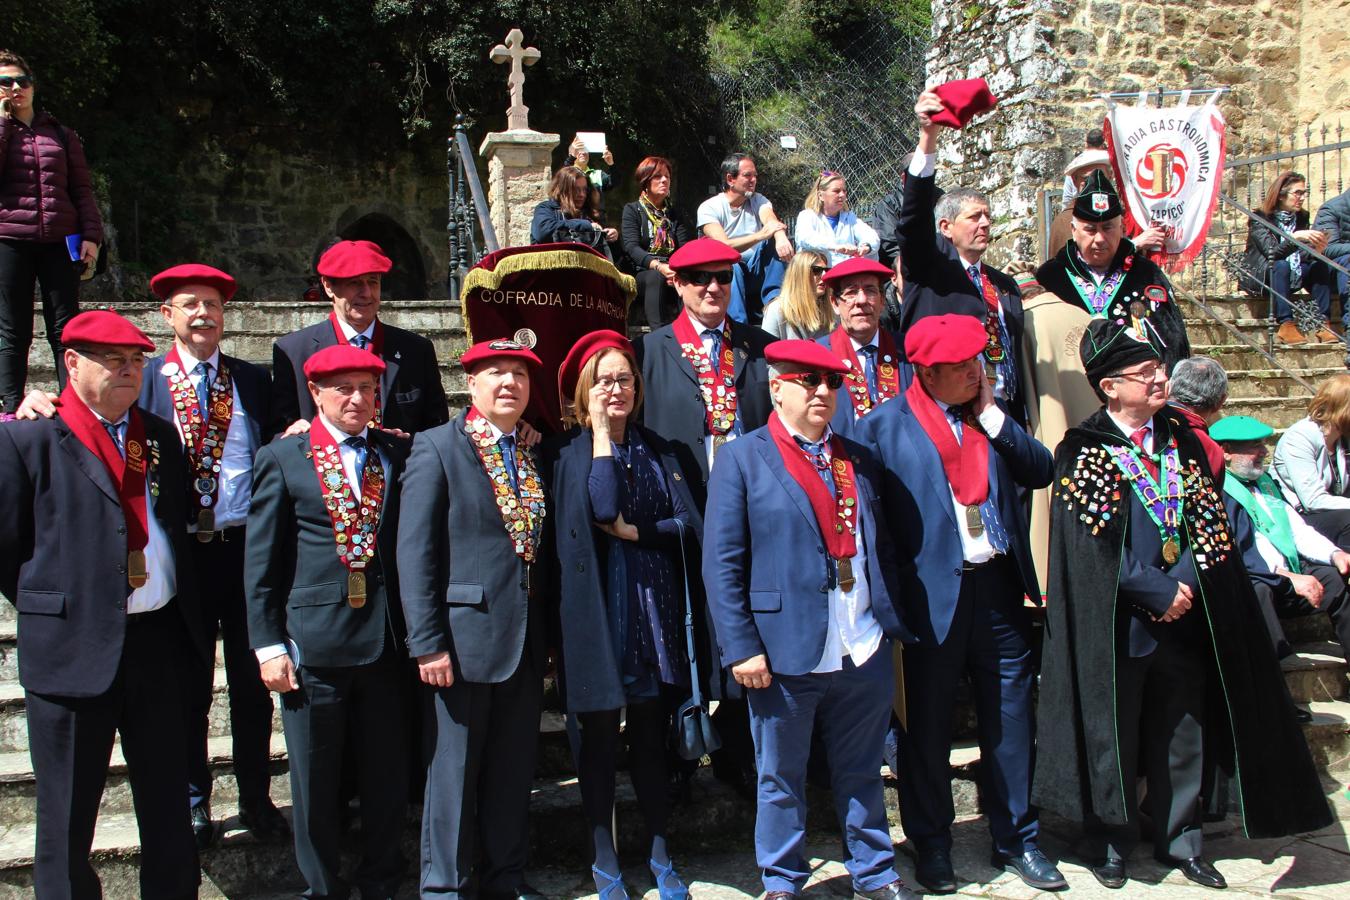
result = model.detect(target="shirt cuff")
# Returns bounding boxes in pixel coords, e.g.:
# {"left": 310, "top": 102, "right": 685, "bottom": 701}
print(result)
{"left": 255, "top": 643, "right": 287, "bottom": 664}
{"left": 977, "top": 404, "right": 1006, "bottom": 438}
{"left": 909, "top": 152, "right": 937, "bottom": 178}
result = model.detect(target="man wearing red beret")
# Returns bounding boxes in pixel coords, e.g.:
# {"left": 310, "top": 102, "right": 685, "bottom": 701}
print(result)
{"left": 817, "top": 257, "right": 903, "bottom": 440}
{"left": 703, "top": 339, "right": 916, "bottom": 900}
{"left": 0, "top": 310, "right": 210, "bottom": 898}
{"left": 245, "top": 344, "right": 412, "bottom": 899}
{"left": 856, "top": 315, "right": 1064, "bottom": 893}
{"left": 269, "top": 238, "right": 449, "bottom": 439}
{"left": 895, "top": 89, "right": 1029, "bottom": 428}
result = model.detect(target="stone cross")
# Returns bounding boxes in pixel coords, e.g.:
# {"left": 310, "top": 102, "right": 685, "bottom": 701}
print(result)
{"left": 489, "top": 28, "right": 541, "bottom": 131}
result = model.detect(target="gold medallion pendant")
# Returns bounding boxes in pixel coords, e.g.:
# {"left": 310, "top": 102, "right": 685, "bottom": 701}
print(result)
{"left": 347, "top": 570, "right": 367, "bottom": 608}
{"left": 127, "top": 550, "right": 149, "bottom": 588}
{"left": 196, "top": 508, "right": 216, "bottom": 543}
{"left": 837, "top": 557, "right": 856, "bottom": 592}
{"left": 1162, "top": 538, "right": 1180, "bottom": 566}
{"left": 965, "top": 504, "right": 985, "bottom": 538}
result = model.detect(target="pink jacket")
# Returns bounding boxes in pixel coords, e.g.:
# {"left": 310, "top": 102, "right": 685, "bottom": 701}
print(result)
{"left": 0, "top": 112, "right": 103, "bottom": 244}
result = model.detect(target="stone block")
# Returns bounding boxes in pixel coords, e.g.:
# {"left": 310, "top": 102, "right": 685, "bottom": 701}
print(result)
{"left": 1091, "top": 1, "right": 1122, "bottom": 24}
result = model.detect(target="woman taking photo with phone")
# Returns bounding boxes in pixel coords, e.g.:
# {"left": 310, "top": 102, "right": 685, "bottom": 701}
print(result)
{"left": 0, "top": 50, "right": 103, "bottom": 418}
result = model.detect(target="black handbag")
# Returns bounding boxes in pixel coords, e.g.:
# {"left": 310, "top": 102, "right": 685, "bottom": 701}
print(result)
{"left": 670, "top": 519, "right": 721, "bottom": 761}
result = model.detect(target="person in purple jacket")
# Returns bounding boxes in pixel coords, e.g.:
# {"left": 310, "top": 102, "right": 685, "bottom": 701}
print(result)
{"left": 0, "top": 50, "right": 103, "bottom": 417}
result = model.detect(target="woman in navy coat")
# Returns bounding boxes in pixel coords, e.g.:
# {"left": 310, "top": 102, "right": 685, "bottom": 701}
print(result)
{"left": 542, "top": 330, "right": 704, "bottom": 900}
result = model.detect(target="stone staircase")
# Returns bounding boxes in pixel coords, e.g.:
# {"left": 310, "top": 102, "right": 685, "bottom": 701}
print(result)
{"left": 0, "top": 295, "right": 1346, "bottom": 895}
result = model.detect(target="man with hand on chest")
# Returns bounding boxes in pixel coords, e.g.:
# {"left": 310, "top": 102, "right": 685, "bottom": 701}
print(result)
{"left": 817, "top": 256, "right": 903, "bottom": 439}
{"left": 246, "top": 344, "right": 411, "bottom": 900}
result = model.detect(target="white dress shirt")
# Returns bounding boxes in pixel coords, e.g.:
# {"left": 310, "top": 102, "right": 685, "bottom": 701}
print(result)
{"left": 1242, "top": 484, "right": 1339, "bottom": 571}
{"left": 335, "top": 317, "right": 377, "bottom": 349}
{"left": 95, "top": 412, "right": 176, "bottom": 614}
{"left": 171, "top": 345, "right": 254, "bottom": 530}
{"left": 935, "top": 400, "right": 1006, "bottom": 565}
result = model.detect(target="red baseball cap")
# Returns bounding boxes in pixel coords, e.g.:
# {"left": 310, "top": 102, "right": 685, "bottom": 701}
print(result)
{"left": 558, "top": 330, "right": 634, "bottom": 405}
{"left": 904, "top": 314, "right": 987, "bottom": 366}
{"left": 303, "top": 345, "right": 387, "bottom": 381}
{"left": 821, "top": 257, "right": 892, "bottom": 288}
{"left": 316, "top": 240, "right": 393, "bottom": 279}
{"left": 61, "top": 310, "right": 155, "bottom": 352}
{"left": 460, "top": 338, "right": 543, "bottom": 374}
{"left": 150, "top": 263, "right": 238, "bottom": 302}
{"left": 765, "top": 339, "right": 849, "bottom": 374}
{"left": 668, "top": 238, "right": 741, "bottom": 271}
{"left": 930, "top": 78, "right": 998, "bottom": 129}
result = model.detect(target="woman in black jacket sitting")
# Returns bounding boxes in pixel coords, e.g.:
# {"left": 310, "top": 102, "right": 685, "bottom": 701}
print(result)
{"left": 620, "top": 157, "right": 691, "bottom": 327}
{"left": 1242, "top": 170, "right": 1333, "bottom": 344}
{"left": 531, "top": 165, "right": 618, "bottom": 250}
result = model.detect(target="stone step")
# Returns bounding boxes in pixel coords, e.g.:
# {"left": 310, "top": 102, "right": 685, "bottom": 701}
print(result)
{"left": 1304, "top": 699, "right": 1350, "bottom": 773}
{"left": 1181, "top": 294, "right": 1272, "bottom": 320}
{"left": 1284, "top": 642, "right": 1350, "bottom": 704}
{"left": 1206, "top": 395, "right": 1314, "bottom": 429}
{"left": 1193, "top": 342, "right": 1349, "bottom": 372}
{"left": 0, "top": 624, "right": 14, "bottom": 685}
{"left": 1284, "top": 611, "right": 1335, "bottom": 644}
{"left": 1183, "top": 317, "right": 1350, "bottom": 347}
{"left": 1220, "top": 369, "right": 1322, "bottom": 400}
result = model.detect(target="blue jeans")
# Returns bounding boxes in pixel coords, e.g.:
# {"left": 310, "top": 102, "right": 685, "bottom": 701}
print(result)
{"left": 1310, "top": 253, "right": 1350, "bottom": 328}
{"left": 728, "top": 239, "right": 786, "bottom": 325}
{"left": 1271, "top": 258, "right": 1331, "bottom": 323}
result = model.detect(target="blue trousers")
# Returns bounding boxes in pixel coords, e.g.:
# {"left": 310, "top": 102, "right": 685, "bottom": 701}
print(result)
{"left": 1270, "top": 258, "right": 1332, "bottom": 323}
{"left": 1309, "top": 253, "right": 1350, "bottom": 327}
{"left": 747, "top": 647, "right": 898, "bottom": 895}
{"left": 729, "top": 239, "right": 786, "bottom": 325}
{"left": 897, "top": 558, "right": 1039, "bottom": 856}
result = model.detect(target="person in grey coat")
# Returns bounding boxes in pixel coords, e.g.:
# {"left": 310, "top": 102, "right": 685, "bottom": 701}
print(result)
{"left": 1273, "top": 373, "right": 1350, "bottom": 550}
{"left": 1311, "top": 187, "right": 1350, "bottom": 329}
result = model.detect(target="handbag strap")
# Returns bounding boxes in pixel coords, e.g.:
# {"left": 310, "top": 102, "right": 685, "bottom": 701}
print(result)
{"left": 673, "top": 519, "right": 705, "bottom": 708}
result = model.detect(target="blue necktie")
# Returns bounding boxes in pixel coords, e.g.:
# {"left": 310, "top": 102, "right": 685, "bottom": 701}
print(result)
{"left": 104, "top": 421, "right": 126, "bottom": 459}
{"left": 353, "top": 334, "right": 369, "bottom": 351}
{"left": 858, "top": 345, "right": 879, "bottom": 402}
{"left": 967, "top": 263, "right": 982, "bottom": 288}
{"left": 344, "top": 435, "right": 368, "bottom": 486}
{"left": 948, "top": 407, "right": 1009, "bottom": 553}
{"left": 702, "top": 328, "right": 722, "bottom": 367}
{"left": 794, "top": 436, "right": 835, "bottom": 496}
{"left": 499, "top": 434, "right": 519, "bottom": 493}
{"left": 193, "top": 362, "right": 211, "bottom": 419}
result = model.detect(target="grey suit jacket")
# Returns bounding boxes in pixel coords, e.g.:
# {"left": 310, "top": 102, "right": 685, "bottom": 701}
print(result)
{"left": 1273, "top": 416, "right": 1350, "bottom": 512}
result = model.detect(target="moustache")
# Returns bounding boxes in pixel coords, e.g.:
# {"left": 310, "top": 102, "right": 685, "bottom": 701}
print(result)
{"left": 188, "top": 317, "right": 216, "bottom": 329}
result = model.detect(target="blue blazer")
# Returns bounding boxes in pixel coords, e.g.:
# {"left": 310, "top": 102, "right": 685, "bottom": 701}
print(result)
{"left": 702, "top": 425, "right": 912, "bottom": 677}
{"left": 813, "top": 332, "right": 905, "bottom": 441}
{"left": 857, "top": 395, "right": 1053, "bottom": 646}
{"left": 140, "top": 352, "right": 271, "bottom": 462}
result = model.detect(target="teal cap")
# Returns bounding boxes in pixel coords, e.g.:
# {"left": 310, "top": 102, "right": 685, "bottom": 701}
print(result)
{"left": 1209, "top": 414, "right": 1275, "bottom": 443}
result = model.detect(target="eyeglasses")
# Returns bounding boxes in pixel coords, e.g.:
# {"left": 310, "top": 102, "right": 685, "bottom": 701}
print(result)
{"left": 776, "top": 371, "right": 844, "bottom": 390}
{"left": 319, "top": 382, "right": 377, "bottom": 397}
{"left": 683, "top": 269, "right": 733, "bottom": 286}
{"left": 820, "top": 169, "right": 838, "bottom": 179}
{"left": 1110, "top": 363, "right": 1165, "bottom": 383}
{"left": 838, "top": 284, "right": 882, "bottom": 300}
{"left": 810, "top": 265, "right": 828, "bottom": 276}
{"left": 76, "top": 349, "right": 147, "bottom": 370}
{"left": 1284, "top": 189, "right": 1309, "bottom": 198}
{"left": 171, "top": 298, "right": 224, "bottom": 313}
{"left": 595, "top": 374, "right": 636, "bottom": 392}
{"left": 0, "top": 76, "right": 33, "bottom": 90}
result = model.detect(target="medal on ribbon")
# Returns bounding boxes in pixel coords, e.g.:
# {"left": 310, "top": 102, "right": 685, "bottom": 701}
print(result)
{"left": 162, "top": 350, "right": 234, "bottom": 541}
{"left": 671, "top": 314, "right": 738, "bottom": 452}
{"left": 308, "top": 420, "right": 385, "bottom": 607}
{"left": 766, "top": 413, "right": 860, "bottom": 590}
{"left": 465, "top": 408, "right": 547, "bottom": 564}
{"left": 329, "top": 313, "right": 386, "bottom": 429}
{"left": 1106, "top": 439, "right": 1184, "bottom": 564}
{"left": 829, "top": 327, "right": 899, "bottom": 418}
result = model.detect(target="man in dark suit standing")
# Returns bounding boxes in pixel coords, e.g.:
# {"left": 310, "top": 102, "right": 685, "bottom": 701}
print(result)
{"left": 703, "top": 339, "right": 917, "bottom": 900}
{"left": 0, "top": 310, "right": 208, "bottom": 899}
{"left": 858, "top": 314, "right": 1063, "bottom": 893}
{"left": 270, "top": 239, "right": 448, "bottom": 438}
{"left": 246, "top": 344, "right": 411, "bottom": 900}
{"left": 397, "top": 339, "right": 548, "bottom": 899}
{"left": 896, "top": 91, "right": 1027, "bottom": 426}
{"left": 817, "top": 257, "right": 904, "bottom": 440}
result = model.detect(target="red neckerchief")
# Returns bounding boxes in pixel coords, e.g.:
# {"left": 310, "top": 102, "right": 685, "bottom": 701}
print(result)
{"left": 671, "top": 313, "right": 737, "bottom": 436}
{"left": 766, "top": 412, "right": 858, "bottom": 560}
{"left": 829, "top": 326, "right": 900, "bottom": 417}
{"left": 904, "top": 379, "right": 990, "bottom": 506}
{"left": 308, "top": 418, "right": 385, "bottom": 575}
{"left": 329, "top": 312, "right": 385, "bottom": 428}
{"left": 975, "top": 268, "right": 1006, "bottom": 363}
{"left": 163, "top": 346, "right": 233, "bottom": 513}
{"left": 55, "top": 385, "right": 150, "bottom": 558}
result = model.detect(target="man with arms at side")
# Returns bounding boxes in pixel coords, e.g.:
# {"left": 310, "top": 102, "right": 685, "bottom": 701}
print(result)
{"left": 246, "top": 345, "right": 411, "bottom": 900}
{"left": 697, "top": 153, "right": 794, "bottom": 325}
{"left": 817, "top": 257, "right": 902, "bottom": 440}
{"left": 0, "top": 310, "right": 208, "bottom": 899}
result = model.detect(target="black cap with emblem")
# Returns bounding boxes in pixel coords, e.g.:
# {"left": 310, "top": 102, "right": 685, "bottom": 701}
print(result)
{"left": 1073, "top": 169, "right": 1123, "bottom": 222}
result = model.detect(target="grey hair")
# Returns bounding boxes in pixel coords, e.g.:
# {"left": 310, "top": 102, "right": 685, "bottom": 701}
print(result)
{"left": 767, "top": 361, "right": 790, "bottom": 410}
{"left": 934, "top": 187, "right": 990, "bottom": 225}
{"left": 1168, "top": 356, "right": 1228, "bottom": 413}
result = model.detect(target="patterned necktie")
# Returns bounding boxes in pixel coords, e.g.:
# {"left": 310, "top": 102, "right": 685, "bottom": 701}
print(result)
{"left": 1131, "top": 426, "right": 1159, "bottom": 479}
{"left": 702, "top": 328, "right": 722, "bottom": 367}
{"left": 344, "top": 435, "right": 368, "bottom": 487}
{"left": 498, "top": 434, "right": 519, "bottom": 493}
{"left": 967, "top": 264, "right": 981, "bottom": 288}
{"left": 354, "top": 334, "right": 369, "bottom": 351}
{"left": 104, "top": 421, "right": 125, "bottom": 459}
{"left": 794, "top": 436, "right": 835, "bottom": 495}
{"left": 947, "top": 406, "right": 964, "bottom": 445}
{"left": 858, "top": 344, "right": 879, "bottom": 402}
{"left": 193, "top": 361, "right": 211, "bottom": 419}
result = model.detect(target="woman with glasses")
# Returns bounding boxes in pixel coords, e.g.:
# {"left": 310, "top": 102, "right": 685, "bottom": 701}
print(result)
{"left": 794, "top": 170, "right": 880, "bottom": 267}
{"left": 760, "top": 250, "right": 834, "bottom": 340}
{"left": 1241, "top": 171, "right": 1335, "bottom": 345}
{"left": 621, "top": 156, "right": 692, "bottom": 328}
{"left": 542, "top": 330, "right": 703, "bottom": 900}
{"left": 0, "top": 50, "right": 103, "bottom": 418}
{"left": 1273, "top": 373, "right": 1350, "bottom": 550}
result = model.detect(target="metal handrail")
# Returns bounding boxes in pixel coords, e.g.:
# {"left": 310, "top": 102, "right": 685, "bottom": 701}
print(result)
{"left": 446, "top": 115, "right": 500, "bottom": 300}
{"left": 1174, "top": 284, "right": 1320, "bottom": 394}
{"left": 456, "top": 123, "right": 498, "bottom": 253}
{"left": 1220, "top": 193, "right": 1350, "bottom": 279}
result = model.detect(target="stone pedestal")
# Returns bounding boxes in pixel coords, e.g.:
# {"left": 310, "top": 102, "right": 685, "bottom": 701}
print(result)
{"left": 479, "top": 130, "right": 560, "bottom": 250}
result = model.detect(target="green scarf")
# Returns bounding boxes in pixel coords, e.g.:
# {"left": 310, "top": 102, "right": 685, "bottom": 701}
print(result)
{"left": 1223, "top": 471, "right": 1301, "bottom": 573}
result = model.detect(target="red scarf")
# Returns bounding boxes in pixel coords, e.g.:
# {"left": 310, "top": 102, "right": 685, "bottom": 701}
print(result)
{"left": 670, "top": 312, "right": 737, "bottom": 437}
{"left": 55, "top": 385, "right": 150, "bottom": 560}
{"left": 829, "top": 326, "right": 900, "bottom": 417}
{"left": 766, "top": 412, "right": 858, "bottom": 560}
{"left": 904, "top": 379, "right": 990, "bottom": 506}
{"left": 329, "top": 312, "right": 385, "bottom": 428}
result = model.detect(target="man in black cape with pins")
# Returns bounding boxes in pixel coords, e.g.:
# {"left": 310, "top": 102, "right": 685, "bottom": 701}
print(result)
{"left": 1033, "top": 318, "right": 1331, "bottom": 891}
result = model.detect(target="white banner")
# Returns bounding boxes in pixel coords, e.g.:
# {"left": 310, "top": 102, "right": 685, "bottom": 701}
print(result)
{"left": 1103, "top": 97, "right": 1226, "bottom": 272}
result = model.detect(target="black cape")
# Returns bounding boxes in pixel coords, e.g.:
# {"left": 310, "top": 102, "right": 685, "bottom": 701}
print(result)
{"left": 1037, "top": 240, "right": 1191, "bottom": 373}
{"left": 1033, "top": 407, "right": 1332, "bottom": 838}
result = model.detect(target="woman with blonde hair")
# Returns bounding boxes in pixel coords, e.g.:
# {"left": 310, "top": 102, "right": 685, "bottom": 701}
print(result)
{"left": 794, "top": 170, "right": 879, "bottom": 267}
{"left": 1273, "top": 373, "right": 1350, "bottom": 548}
{"left": 760, "top": 250, "right": 834, "bottom": 340}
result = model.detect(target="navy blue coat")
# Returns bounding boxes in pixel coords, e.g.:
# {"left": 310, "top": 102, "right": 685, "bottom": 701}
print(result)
{"left": 857, "top": 394, "right": 1052, "bottom": 646}
{"left": 0, "top": 411, "right": 209, "bottom": 696}
{"left": 814, "top": 331, "right": 905, "bottom": 441}
{"left": 702, "top": 425, "right": 911, "bottom": 676}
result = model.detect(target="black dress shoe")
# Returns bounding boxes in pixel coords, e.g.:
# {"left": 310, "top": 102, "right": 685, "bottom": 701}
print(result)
{"left": 239, "top": 800, "right": 291, "bottom": 842}
{"left": 913, "top": 848, "right": 956, "bottom": 894}
{"left": 853, "top": 878, "right": 920, "bottom": 900}
{"left": 190, "top": 804, "right": 217, "bottom": 851}
{"left": 1090, "top": 859, "right": 1127, "bottom": 889}
{"left": 1158, "top": 855, "right": 1227, "bottom": 889}
{"left": 992, "top": 849, "right": 1067, "bottom": 890}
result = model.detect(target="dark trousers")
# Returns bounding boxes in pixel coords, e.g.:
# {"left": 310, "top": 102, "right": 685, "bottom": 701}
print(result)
{"left": 1252, "top": 563, "right": 1350, "bottom": 660}
{"left": 1309, "top": 253, "right": 1350, "bottom": 328}
{"left": 186, "top": 528, "right": 275, "bottom": 813}
{"left": 282, "top": 647, "right": 408, "bottom": 900}
{"left": 420, "top": 651, "right": 542, "bottom": 898}
{"left": 897, "top": 558, "right": 1039, "bottom": 856}
{"left": 634, "top": 268, "right": 680, "bottom": 328}
{"left": 0, "top": 238, "right": 80, "bottom": 412}
{"left": 26, "top": 604, "right": 199, "bottom": 900}
{"left": 1301, "top": 506, "right": 1350, "bottom": 553}
{"left": 1088, "top": 628, "right": 1206, "bottom": 861}
{"left": 576, "top": 698, "right": 671, "bottom": 860}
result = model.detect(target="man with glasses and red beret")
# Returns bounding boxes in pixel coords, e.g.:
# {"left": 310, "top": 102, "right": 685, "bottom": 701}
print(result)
{"left": 0, "top": 309, "right": 209, "bottom": 899}
{"left": 817, "top": 256, "right": 903, "bottom": 440}
{"left": 270, "top": 238, "right": 448, "bottom": 439}
{"left": 703, "top": 338, "right": 916, "bottom": 900}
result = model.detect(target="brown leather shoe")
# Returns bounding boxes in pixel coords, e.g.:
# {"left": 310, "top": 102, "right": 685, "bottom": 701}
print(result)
{"left": 1277, "top": 321, "right": 1307, "bottom": 344}
{"left": 1315, "top": 323, "right": 1341, "bottom": 343}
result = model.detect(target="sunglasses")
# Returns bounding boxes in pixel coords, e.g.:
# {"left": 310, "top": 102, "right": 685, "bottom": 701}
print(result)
{"left": 777, "top": 371, "right": 844, "bottom": 390}
{"left": 683, "top": 269, "right": 733, "bottom": 286}
{"left": 0, "top": 76, "right": 33, "bottom": 90}
{"left": 810, "top": 265, "right": 828, "bottom": 276}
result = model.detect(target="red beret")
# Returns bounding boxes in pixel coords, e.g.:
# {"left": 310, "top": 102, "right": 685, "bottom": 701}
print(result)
{"left": 668, "top": 238, "right": 741, "bottom": 271}
{"left": 766, "top": 339, "right": 849, "bottom": 374}
{"left": 904, "top": 314, "right": 988, "bottom": 366}
{"left": 150, "top": 264, "right": 238, "bottom": 302}
{"left": 62, "top": 310, "right": 155, "bottom": 352}
{"left": 930, "top": 78, "right": 998, "bottom": 129}
{"left": 558, "top": 330, "right": 634, "bottom": 406}
{"left": 316, "top": 240, "right": 393, "bottom": 279}
{"left": 303, "top": 345, "right": 386, "bottom": 382}
{"left": 460, "top": 338, "right": 543, "bottom": 373}
{"left": 821, "top": 257, "right": 893, "bottom": 287}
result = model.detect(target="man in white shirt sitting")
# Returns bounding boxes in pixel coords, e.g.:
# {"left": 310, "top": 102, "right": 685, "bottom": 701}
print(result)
{"left": 697, "top": 153, "right": 794, "bottom": 326}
